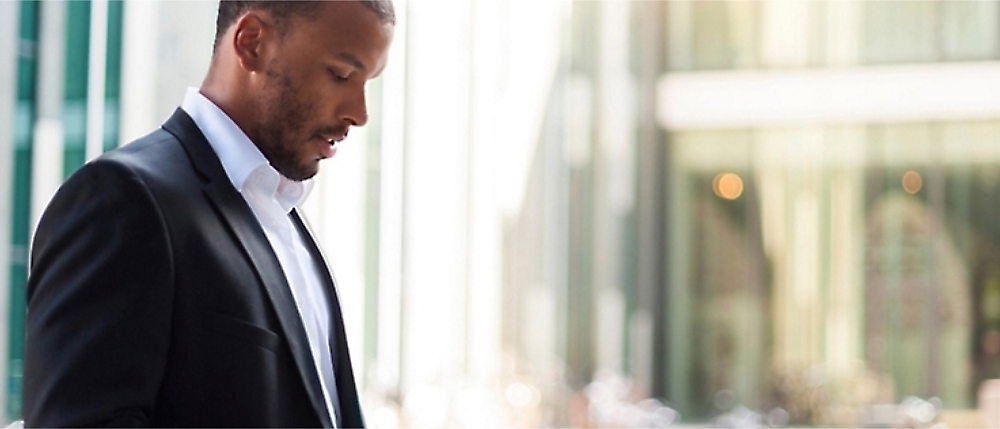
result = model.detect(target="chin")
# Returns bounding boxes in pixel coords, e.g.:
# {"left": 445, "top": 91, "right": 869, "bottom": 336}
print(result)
{"left": 295, "top": 165, "right": 320, "bottom": 181}
{"left": 274, "top": 165, "right": 314, "bottom": 182}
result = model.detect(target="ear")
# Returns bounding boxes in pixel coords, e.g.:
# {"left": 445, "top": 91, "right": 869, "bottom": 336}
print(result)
{"left": 231, "top": 12, "right": 270, "bottom": 73}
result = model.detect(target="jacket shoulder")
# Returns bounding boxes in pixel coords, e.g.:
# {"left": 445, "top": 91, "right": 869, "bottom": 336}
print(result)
{"left": 102, "top": 128, "right": 183, "bottom": 169}
{"left": 77, "top": 127, "right": 200, "bottom": 187}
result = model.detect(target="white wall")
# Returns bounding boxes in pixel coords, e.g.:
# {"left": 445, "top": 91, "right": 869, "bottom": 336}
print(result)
{"left": 121, "top": 0, "right": 214, "bottom": 144}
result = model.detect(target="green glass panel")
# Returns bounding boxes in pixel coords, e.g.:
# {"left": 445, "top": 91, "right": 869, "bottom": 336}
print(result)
{"left": 62, "top": 1, "right": 90, "bottom": 176}
{"left": 104, "top": 1, "right": 122, "bottom": 100}
{"left": 103, "top": 0, "right": 123, "bottom": 152}
{"left": 63, "top": 1, "right": 90, "bottom": 100}
{"left": 8, "top": 0, "right": 39, "bottom": 420}
{"left": 62, "top": 100, "right": 86, "bottom": 175}
{"left": 5, "top": 266, "right": 25, "bottom": 420}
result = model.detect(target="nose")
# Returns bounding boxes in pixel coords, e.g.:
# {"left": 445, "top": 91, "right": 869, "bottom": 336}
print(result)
{"left": 340, "top": 87, "right": 368, "bottom": 127}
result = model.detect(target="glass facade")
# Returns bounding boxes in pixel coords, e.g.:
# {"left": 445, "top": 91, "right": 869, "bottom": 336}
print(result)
{"left": 655, "top": 1, "right": 1000, "bottom": 426}
{"left": 667, "top": 122, "right": 1000, "bottom": 422}
{"left": 667, "top": 0, "right": 1000, "bottom": 72}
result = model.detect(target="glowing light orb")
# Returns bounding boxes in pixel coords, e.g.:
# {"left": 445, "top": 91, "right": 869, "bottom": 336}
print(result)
{"left": 902, "top": 170, "right": 923, "bottom": 194}
{"left": 713, "top": 173, "right": 744, "bottom": 200}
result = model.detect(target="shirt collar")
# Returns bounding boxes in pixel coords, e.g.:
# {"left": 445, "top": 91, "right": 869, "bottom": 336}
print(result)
{"left": 181, "top": 87, "right": 312, "bottom": 211}
{"left": 245, "top": 164, "right": 315, "bottom": 214}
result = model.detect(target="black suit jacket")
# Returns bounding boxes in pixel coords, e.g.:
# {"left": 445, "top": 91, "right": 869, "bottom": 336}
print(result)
{"left": 23, "top": 109, "right": 364, "bottom": 427}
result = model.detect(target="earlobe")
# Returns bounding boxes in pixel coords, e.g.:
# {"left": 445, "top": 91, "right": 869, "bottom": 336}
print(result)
{"left": 232, "top": 13, "right": 266, "bottom": 72}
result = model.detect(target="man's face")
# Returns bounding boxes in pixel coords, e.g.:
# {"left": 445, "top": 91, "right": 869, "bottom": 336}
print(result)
{"left": 250, "top": 2, "right": 393, "bottom": 181}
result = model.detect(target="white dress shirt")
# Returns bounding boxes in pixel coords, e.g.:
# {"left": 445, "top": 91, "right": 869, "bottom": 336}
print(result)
{"left": 181, "top": 88, "right": 340, "bottom": 426}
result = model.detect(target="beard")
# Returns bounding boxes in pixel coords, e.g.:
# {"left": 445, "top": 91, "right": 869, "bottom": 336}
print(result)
{"left": 253, "top": 66, "right": 319, "bottom": 182}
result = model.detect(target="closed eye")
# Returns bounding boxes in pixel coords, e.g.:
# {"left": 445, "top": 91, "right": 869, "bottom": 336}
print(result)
{"left": 328, "top": 68, "right": 350, "bottom": 82}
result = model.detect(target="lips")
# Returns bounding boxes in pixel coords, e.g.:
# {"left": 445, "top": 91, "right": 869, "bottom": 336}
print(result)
{"left": 319, "top": 137, "right": 338, "bottom": 159}
{"left": 320, "top": 133, "right": 347, "bottom": 145}
{"left": 322, "top": 132, "right": 347, "bottom": 145}
{"left": 317, "top": 130, "right": 348, "bottom": 159}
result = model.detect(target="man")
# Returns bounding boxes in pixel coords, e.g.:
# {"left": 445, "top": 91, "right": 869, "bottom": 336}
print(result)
{"left": 23, "top": 1, "right": 394, "bottom": 426}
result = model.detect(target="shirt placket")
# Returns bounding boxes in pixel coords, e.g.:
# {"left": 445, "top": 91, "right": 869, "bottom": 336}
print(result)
{"left": 268, "top": 201, "right": 340, "bottom": 427}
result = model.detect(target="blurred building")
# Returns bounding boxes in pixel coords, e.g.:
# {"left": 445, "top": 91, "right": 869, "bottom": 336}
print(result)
{"left": 655, "top": 1, "right": 1000, "bottom": 425}
{"left": 508, "top": 0, "right": 1000, "bottom": 426}
{"left": 3, "top": 0, "right": 1000, "bottom": 427}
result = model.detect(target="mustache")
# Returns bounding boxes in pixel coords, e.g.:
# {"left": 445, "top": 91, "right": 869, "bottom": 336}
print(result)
{"left": 314, "top": 124, "right": 349, "bottom": 137}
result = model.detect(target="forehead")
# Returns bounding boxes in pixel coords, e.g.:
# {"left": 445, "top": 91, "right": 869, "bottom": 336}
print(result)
{"left": 286, "top": 1, "right": 393, "bottom": 64}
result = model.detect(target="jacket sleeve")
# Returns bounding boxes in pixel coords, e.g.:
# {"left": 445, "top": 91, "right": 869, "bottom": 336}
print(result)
{"left": 23, "top": 158, "right": 174, "bottom": 427}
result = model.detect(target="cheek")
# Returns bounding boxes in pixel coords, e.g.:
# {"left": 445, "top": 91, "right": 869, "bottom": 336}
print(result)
{"left": 275, "top": 86, "right": 316, "bottom": 127}
{"left": 292, "top": 81, "right": 331, "bottom": 117}
{"left": 300, "top": 90, "right": 326, "bottom": 114}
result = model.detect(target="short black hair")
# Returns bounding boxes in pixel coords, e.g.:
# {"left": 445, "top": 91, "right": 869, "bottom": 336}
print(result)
{"left": 213, "top": 0, "right": 396, "bottom": 55}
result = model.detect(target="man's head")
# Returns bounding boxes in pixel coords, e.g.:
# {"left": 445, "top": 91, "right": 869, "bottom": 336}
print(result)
{"left": 213, "top": 1, "right": 395, "bottom": 55}
{"left": 204, "top": 0, "right": 395, "bottom": 181}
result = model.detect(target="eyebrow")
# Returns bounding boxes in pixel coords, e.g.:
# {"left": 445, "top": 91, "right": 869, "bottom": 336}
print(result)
{"left": 337, "top": 53, "right": 367, "bottom": 73}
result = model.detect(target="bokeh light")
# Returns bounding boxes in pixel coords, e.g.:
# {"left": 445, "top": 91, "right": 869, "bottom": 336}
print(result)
{"left": 713, "top": 173, "right": 744, "bottom": 200}
{"left": 902, "top": 170, "right": 923, "bottom": 194}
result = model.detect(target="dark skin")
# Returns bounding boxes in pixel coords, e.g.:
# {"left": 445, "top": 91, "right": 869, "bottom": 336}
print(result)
{"left": 202, "top": 1, "right": 394, "bottom": 181}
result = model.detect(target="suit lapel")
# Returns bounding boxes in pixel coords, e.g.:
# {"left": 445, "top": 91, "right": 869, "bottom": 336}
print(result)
{"left": 162, "top": 109, "right": 335, "bottom": 428}
{"left": 290, "top": 209, "right": 365, "bottom": 429}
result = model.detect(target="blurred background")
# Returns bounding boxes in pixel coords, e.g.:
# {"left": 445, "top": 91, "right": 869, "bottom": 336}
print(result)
{"left": 4, "top": 0, "right": 1000, "bottom": 427}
